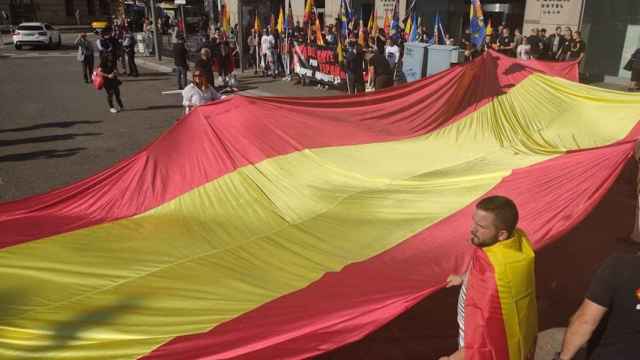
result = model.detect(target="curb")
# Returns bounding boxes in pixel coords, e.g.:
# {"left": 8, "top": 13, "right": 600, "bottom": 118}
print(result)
{"left": 136, "top": 57, "right": 174, "bottom": 74}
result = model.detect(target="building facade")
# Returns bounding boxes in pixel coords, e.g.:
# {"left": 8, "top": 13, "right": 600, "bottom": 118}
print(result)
{"left": 580, "top": 0, "right": 640, "bottom": 82}
{"left": 0, "top": 0, "right": 113, "bottom": 25}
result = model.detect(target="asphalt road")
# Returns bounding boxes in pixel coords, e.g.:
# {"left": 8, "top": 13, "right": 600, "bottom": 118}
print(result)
{"left": 0, "top": 33, "right": 183, "bottom": 202}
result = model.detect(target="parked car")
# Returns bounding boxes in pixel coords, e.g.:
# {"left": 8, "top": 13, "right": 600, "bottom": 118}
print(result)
{"left": 12, "top": 22, "right": 61, "bottom": 49}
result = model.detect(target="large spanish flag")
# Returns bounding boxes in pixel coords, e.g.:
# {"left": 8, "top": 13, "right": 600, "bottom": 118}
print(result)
{"left": 1, "top": 51, "right": 640, "bottom": 359}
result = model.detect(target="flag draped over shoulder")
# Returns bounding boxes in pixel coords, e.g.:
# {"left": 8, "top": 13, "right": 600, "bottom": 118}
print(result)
{"left": 465, "top": 230, "right": 538, "bottom": 359}
{"left": 3, "top": 51, "right": 640, "bottom": 360}
{"left": 470, "top": 0, "right": 486, "bottom": 48}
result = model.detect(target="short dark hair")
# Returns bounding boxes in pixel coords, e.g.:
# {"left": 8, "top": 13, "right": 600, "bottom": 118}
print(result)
{"left": 476, "top": 195, "right": 519, "bottom": 238}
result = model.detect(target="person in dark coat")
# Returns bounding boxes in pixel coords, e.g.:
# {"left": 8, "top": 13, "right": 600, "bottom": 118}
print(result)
{"left": 345, "top": 36, "right": 365, "bottom": 94}
{"left": 545, "top": 26, "right": 566, "bottom": 61}
{"left": 625, "top": 48, "right": 640, "bottom": 91}
{"left": 122, "top": 30, "right": 138, "bottom": 76}
{"left": 366, "top": 47, "right": 394, "bottom": 91}
{"left": 173, "top": 36, "right": 189, "bottom": 90}
{"left": 74, "top": 32, "right": 95, "bottom": 83}
{"left": 98, "top": 55, "right": 124, "bottom": 113}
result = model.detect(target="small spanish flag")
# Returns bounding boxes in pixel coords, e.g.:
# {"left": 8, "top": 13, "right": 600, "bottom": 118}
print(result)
{"left": 277, "top": 6, "right": 284, "bottom": 33}
{"left": 383, "top": 11, "right": 390, "bottom": 35}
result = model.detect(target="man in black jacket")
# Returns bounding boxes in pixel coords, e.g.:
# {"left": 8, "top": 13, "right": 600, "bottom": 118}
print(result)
{"left": 527, "top": 28, "right": 542, "bottom": 59}
{"left": 344, "top": 36, "right": 364, "bottom": 94}
{"left": 123, "top": 30, "right": 138, "bottom": 77}
{"left": 546, "top": 26, "right": 566, "bottom": 61}
{"left": 173, "top": 36, "right": 189, "bottom": 89}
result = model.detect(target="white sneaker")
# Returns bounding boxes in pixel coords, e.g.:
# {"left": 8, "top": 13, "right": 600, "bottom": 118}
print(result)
{"left": 110, "top": 108, "right": 118, "bottom": 113}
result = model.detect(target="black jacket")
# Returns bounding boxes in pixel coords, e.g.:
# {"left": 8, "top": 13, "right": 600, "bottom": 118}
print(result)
{"left": 173, "top": 43, "right": 189, "bottom": 67}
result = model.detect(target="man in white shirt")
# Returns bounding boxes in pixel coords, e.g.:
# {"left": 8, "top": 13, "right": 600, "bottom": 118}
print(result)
{"left": 260, "top": 28, "right": 275, "bottom": 76}
{"left": 384, "top": 39, "right": 400, "bottom": 69}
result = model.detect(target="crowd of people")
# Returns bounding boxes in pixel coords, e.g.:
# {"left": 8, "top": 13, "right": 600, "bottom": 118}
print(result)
{"left": 465, "top": 24, "right": 586, "bottom": 62}
{"left": 235, "top": 17, "right": 588, "bottom": 95}
{"left": 73, "top": 18, "right": 139, "bottom": 114}
{"left": 74, "top": 10, "right": 595, "bottom": 113}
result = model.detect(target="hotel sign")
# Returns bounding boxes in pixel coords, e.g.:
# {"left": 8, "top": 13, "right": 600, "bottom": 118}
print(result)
{"left": 524, "top": 0, "right": 585, "bottom": 31}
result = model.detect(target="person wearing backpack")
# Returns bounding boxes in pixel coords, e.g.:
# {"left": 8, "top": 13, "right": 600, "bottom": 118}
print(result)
{"left": 75, "top": 32, "right": 95, "bottom": 84}
{"left": 123, "top": 30, "right": 139, "bottom": 77}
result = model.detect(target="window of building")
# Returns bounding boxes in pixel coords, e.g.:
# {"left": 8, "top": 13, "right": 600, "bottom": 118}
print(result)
{"left": 87, "top": 0, "right": 96, "bottom": 16}
{"left": 99, "top": 0, "right": 110, "bottom": 15}
{"left": 65, "top": 0, "right": 75, "bottom": 17}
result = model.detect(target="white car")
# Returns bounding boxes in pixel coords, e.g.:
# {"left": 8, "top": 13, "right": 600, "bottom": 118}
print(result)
{"left": 12, "top": 22, "right": 61, "bottom": 50}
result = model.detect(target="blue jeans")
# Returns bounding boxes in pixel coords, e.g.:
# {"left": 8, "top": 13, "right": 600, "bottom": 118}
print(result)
{"left": 176, "top": 65, "right": 187, "bottom": 90}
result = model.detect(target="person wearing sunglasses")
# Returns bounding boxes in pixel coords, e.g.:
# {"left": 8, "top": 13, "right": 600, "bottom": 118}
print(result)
{"left": 181, "top": 68, "right": 222, "bottom": 114}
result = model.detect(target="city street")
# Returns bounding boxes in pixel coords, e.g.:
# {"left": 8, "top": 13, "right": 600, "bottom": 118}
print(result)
{"left": 0, "top": 33, "right": 340, "bottom": 202}
{"left": 0, "top": 33, "right": 184, "bottom": 201}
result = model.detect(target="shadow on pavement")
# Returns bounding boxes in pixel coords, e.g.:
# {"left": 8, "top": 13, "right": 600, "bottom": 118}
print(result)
{"left": 0, "top": 148, "right": 86, "bottom": 162}
{"left": 0, "top": 133, "right": 102, "bottom": 147}
{"left": 0, "top": 121, "right": 102, "bottom": 134}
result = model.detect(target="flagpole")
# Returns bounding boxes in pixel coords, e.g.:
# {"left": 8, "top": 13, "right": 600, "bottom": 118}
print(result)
{"left": 256, "top": 10, "right": 260, "bottom": 74}
{"left": 237, "top": 0, "right": 244, "bottom": 71}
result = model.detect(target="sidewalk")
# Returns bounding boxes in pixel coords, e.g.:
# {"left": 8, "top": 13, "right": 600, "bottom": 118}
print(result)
{"left": 135, "top": 55, "right": 343, "bottom": 98}
{"left": 54, "top": 25, "right": 93, "bottom": 33}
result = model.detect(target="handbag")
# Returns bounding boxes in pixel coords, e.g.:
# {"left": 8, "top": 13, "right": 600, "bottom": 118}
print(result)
{"left": 92, "top": 68, "right": 104, "bottom": 90}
